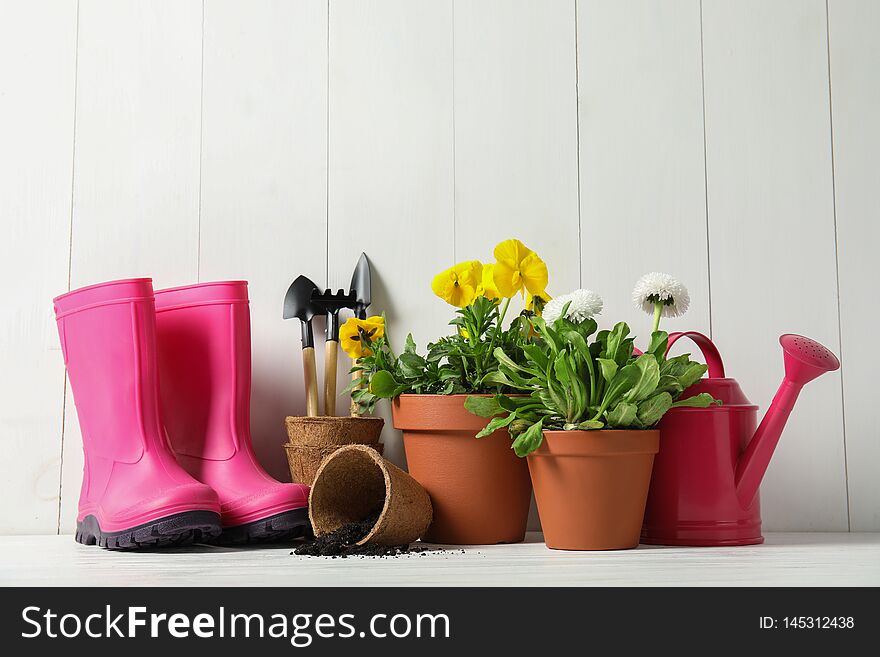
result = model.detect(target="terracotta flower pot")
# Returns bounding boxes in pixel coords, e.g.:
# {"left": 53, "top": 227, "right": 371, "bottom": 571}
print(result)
{"left": 528, "top": 430, "right": 659, "bottom": 550}
{"left": 392, "top": 394, "right": 532, "bottom": 545}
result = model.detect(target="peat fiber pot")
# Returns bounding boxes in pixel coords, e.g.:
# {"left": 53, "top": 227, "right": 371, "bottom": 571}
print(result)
{"left": 309, "top": 444, "right": 432, "bottom": 546}
{"left": 392, "top": 394, "right": 532, "bottom": 545}
{"left": 284, "top": 416, "right": 384, "bottom": 486}
{"left": 528, "top": 430, "right": 659, "bottom": 551}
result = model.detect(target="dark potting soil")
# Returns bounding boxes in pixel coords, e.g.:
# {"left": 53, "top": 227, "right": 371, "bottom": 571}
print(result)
{"left": 293, "top": 512, "right": 450, "bottom": 559}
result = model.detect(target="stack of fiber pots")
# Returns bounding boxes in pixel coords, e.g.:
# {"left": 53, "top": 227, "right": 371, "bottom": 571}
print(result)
{"left": 284, "top": 416, "right": 384, "bottom": 486}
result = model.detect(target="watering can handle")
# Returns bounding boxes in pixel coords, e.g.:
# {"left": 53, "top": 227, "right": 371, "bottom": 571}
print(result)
{"left": 665, "top": 331, "right": 725, "bottom": 378}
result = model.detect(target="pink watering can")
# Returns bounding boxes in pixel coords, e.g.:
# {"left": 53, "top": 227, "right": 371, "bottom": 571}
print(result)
{"left": 641, "top": 332, "right": 840, "bottom": 546}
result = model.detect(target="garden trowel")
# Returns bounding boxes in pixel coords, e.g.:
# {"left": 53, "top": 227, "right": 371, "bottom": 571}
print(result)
{"left": 350, "top": 253, "right": 372, "bottom": 321}
{"left": 283, "top": 275, "right": 321, "bottom": 416}
{"left": 348, "top": 253, "right": 372, "bottom": 415}
{"left": 311, "top": 288, "right": 357, "bottom": 416}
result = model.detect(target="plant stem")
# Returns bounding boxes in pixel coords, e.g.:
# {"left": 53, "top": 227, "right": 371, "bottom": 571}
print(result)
{"left": 652, "top": 301, "right": 663, "bottom": 334}
{"left": 584, "top": 352, "right": 598, "bottom": 408}
{"left": 483, "top": 297, "right": 511, "bottom": 373}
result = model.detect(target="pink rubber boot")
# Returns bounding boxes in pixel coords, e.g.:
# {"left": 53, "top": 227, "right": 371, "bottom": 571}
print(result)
{"left": 54, "top": 279, "right": 222, "bottom": 549}
{"left": 154, "top": 281, "right": 310, "bottom": 544}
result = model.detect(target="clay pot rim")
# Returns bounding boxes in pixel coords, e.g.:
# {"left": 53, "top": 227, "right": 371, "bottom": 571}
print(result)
{"left": 308, "top": 444, "right": 392, "bottom": 546}
{"left": 533, "top": 428, "right": 660, "bottom": 457}
{"left": 395, "top": 393, "right": 528, "bottom": 398}
{"left": 393, "top": 393, "right": 525, "bottom": 432}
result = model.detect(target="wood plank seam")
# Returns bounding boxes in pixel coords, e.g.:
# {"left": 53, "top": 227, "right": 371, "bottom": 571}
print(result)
{"left": 57, "top": 0, "right": 82, "bottom": 536}
{"left": 823, "top": 0, "right": 851, "bottom": 531}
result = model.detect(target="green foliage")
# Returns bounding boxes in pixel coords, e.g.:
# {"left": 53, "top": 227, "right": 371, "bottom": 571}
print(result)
{"left": 346, "top": 297, "right": 534, "bottom": 415}
{"left": 465, "top": 317, "right": 721, "bottom": 457}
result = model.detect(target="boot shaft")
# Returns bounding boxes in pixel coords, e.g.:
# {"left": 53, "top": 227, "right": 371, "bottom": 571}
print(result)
{"left": 54, "top": 278, "right": 165, "bottom": 463}
{"left": 154, "top": 281, "right": 252, "bottom": 462}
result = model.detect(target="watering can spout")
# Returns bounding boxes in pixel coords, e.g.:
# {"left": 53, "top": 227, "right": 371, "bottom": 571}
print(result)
{"left": 735, "top": 335, "right": 840, "bottom": 507}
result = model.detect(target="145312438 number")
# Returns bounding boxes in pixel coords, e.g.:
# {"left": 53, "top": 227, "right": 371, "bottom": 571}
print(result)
{"left": 783, "top": 617, "right": 854, "bottom": 629}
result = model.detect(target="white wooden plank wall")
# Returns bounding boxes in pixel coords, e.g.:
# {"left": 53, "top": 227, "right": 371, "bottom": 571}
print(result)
{"left": 578, "top": 0, "right": 710, "bottom": 338}
{"left": 827, "top": 0, "right": 880, "bottom": 532}
{"left": 0, "top": 0, "right": 876, "bottom": 535}
{"left": 0, "top": 0, "right": 77, "bottom": 533}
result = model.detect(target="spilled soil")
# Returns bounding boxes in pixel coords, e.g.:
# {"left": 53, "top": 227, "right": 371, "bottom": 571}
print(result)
{"left": 293, "top": 512, "right": 452, "bottom": 559}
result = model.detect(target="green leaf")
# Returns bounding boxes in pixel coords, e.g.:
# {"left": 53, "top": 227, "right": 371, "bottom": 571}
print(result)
{"left": 544, "top": 361, "right": 569, "bottom": 415}
{"left": 553, "top": 351, "right": 587, "bottom": 422}
{"left": 499, "top": 395, "right": 539, "bottom": 413}
{"left": 476, "top": 413, "right": 516, "bottom": 438}
{"left": 671, "top": 392, "right": 720, "bottom": 408}
{"left": 493, "top": 347, "right": 539, "bottom": 376}
{"left": 647, "top": 330, "right": 669, "bottom": 362}
{"left": 398, "top": 352, "right": 427, "bottom": 379}
{"left": 573, "top": 318, "right": 598, "bottom": 341}
{"left": 597, "top": 358, "right": 618, "bottom": 383}
{"left": 480, "top": 369, "right": 533, "bottom": 391}
{"left": 531, "top": 316, "right": 561, "bottom": 354}
{"left": 606, "top": 401, "right": 639, "bottom": 427}
{"left": 521, "top": 343, "right": 550, "bottom": 371}
{"left": 534, "top": 388, "right": 556, "bottom": 412}
{"left": 438, "top": 368, "right": 462, "bottom": 381}
{"left": 654, "top": 374, "right": 683, "bottom": 395}
{"left": 553, "top": 351, "right": 572, "bottom": 389}
{"left": 624, "top": 354, "right": 661, "bottom": 403}
{"left": 605, "top": 322, "right": 631, "bottom": 364}
{"left": 368, "top": 370, "right": 408, "bottom": 398}
{"left": 464, "top": 395, "right": 505, "bottom": 418}
{"left": 637, "top": 392, "right": 674, "bottom": 426}
{"left": 677, "top": 362, "right": 709, "bottom": 391}
{"left": 404, "top": 333, "right": 418, "bottom": 355}
{"left": 561, "top": 328, "right": 591, "bottom": 364}
{"left": 577, "top": 419, "right": 604, "bottom": 430}
{"left": 512, "top": 418, "right": 545, "bottom": 457}
{"left": 661, "top": 354, "right": 692, "bottom": 378}
{"left": 602, "top": 362, "right": 640, "bottom": 408}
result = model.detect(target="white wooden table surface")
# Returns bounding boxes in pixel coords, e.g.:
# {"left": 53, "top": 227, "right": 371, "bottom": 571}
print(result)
{"left": 1, "top": 533, "right": 877, "bottom": 587}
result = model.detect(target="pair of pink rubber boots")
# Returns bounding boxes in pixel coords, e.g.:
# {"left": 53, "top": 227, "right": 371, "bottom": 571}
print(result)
{"left": 54, "top": 278, "right": 309, "bottom": 549}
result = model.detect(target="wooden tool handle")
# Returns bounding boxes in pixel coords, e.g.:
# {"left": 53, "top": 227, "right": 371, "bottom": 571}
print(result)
{"left": 302, "top": 346, "right": 319, "bottom": 417}
{"left": 324, "top": 340, "right": 338, "bottom": 416}
{"left": 350, "top": 369, "right": 361, "bottom": 417}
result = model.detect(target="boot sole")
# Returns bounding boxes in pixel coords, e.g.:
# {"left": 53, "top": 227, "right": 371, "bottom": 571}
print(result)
{"left": 217, "top": 508, "right": 312, "bottom": 545}
{"left": 76, "top": 511, "right": 222, "bottom": 550}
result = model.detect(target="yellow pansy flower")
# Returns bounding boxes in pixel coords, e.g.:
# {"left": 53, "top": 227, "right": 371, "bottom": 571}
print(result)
{"left": 526, "top": 290, "right": 551, "bottom": 316}
{"left": 477, "top": 263, "right": 501, "bottom": 303}
{"left": 492, "top": 239, "right": 548, "bottom": 298}
{"left": 340, "top": 315, "right": 385, "bottom": 360}
{"left": 431, "top": 260, "right": 483, "bottom": 308}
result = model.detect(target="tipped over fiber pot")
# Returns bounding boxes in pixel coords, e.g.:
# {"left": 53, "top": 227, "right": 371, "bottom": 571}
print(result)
{"left": 308, "top": 444, "right": 433, "bottom": 546}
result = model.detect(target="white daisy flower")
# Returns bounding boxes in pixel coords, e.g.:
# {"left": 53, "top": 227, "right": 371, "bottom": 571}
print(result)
{"left": 632, "top": 272, "right": 690, "bottom": 332}
{"left": 543, "top": 289, "right": 603, "bottom": 324}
